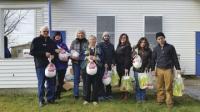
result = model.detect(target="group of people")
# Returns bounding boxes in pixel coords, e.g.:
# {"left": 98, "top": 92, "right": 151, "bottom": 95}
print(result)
{"left": 30, "top": 26, "right": 181, "bottom": 109}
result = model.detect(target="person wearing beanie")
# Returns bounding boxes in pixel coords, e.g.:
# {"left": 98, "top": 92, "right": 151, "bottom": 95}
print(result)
{"left": 53, "top": 31, "right": 69, "bottom": 99}
{"left": 98, "top": 32, "right": 115, "bottom": 101}
{"left": 151, "top": 32, "right": 181, "bottom": 109}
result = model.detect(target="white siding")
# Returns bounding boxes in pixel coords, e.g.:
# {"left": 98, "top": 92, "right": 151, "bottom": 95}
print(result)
{"left": 0, "top": 59, "right": 37, "bottom": 88}
{"left": 51, "top": 0, "right": 200, "bottom": 75}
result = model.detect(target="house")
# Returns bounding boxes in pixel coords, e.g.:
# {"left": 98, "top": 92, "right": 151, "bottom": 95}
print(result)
{"left": 10, "top": 42, "right": 32, "bottom": 58}
{"left": 0, "top": 0, "right": 200, "bottom": 88}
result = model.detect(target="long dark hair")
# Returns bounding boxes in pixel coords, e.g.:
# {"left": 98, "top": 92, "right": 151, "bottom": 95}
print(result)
{"left": 117, "top": 33, "right": 131, "bottom": 47}
{"left": 135, "top": 37, "right": 150, "bottom": 50}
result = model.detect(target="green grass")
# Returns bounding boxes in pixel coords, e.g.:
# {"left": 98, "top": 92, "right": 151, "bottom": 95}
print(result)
{"left": 0, "top": 89, "right": 200, "bottom": 112}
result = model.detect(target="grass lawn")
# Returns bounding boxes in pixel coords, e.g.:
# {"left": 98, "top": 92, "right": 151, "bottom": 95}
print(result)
{"left": 0, "top": 89, "right": 199, "bottom": 112}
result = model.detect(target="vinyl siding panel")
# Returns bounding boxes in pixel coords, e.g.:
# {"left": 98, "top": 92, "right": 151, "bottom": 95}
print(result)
{"left": 0, "top": 59, "right": 37, "bottom": 88}
{"left": 51, "top": 0, "right": 200, "bottom": 74}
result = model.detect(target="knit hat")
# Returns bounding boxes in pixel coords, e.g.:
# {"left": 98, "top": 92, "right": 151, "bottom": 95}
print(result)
{"left": 102, "top": 32, "right": 110, "bottom": 38}
{"left": 156, "top": 32, "right": 165, "bottom": 39}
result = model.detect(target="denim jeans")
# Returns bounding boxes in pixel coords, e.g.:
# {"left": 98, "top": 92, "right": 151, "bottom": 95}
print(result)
{"left": 36, "top": 67, "right": 56, "bottom": 102}
{"left": 72, "top": 61, "right": 86, "bottom": 97}
{"left": 134, "top": 71, "right": 146, "bottom": 101}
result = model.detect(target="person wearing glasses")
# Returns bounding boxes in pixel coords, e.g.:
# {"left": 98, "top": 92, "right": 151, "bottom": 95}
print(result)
{"left": 30, "top": 26, "right": 57, "bottom": 107}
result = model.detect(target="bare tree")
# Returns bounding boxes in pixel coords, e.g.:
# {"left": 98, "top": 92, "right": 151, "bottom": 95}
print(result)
{"left": 4, "top": 10, "right": 29, "bottom": 36}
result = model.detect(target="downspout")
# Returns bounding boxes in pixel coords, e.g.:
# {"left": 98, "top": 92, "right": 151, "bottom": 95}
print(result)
{"left": 48, "top": 0, "right": 52, "bottom": 32}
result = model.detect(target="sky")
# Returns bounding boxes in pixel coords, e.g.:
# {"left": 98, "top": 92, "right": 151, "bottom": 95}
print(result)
{"left": 7, "top": 10, "right": 35, "bottom": 47}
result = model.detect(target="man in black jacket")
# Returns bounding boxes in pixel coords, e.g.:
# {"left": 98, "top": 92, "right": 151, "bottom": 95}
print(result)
{"left": 30, "top": 26, "right": 57, "bottom": 107}
{"left": 98, "top": 32, "right": 115, "bottom": 100}
{"left": 151, "top": 32, "right": 181, "bottom": 108}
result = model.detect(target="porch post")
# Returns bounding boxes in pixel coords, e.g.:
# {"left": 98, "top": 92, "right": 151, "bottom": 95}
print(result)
{"left": 0, "top": 8, "right": 4, "bottom": 59}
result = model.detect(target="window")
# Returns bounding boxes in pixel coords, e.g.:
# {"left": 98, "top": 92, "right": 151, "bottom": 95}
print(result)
{"left": 145, "top": 16, "right": 162, "bottom": 48}
{"left": 97, "top": 16, "right": 115, "bottom": 45}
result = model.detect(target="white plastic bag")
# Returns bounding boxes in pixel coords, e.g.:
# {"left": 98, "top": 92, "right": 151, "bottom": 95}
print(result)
{"left": 138, "top": 72, "right": 154, "bottom": 89}
{"left": 45, "top": 58, "right": 56, "bottom": 78}
{"left": 111, "top": 66, "right": 120, "bottom": 86}
{"left": 58, "top": 49, "right": 71, "bottom": 62}
{"left": 173, "top": 73, "right": 184, "bottom": 96}
{"left": 132, "top": 48, "right": 142, "bottom": 69}
{"left": 129, "top": 67, "right": 135, "bottom": 82}
{"left": 71, "top": 50, "right": 79, "bottom": 58}
{"left": 102, "top": 68, "right": 111, "bottom": 85}
{"left": 120, "top": 73, "right": 133, "bottom": 92}
{"left": 86, "top": 59, "right": 97, "bottom": 75}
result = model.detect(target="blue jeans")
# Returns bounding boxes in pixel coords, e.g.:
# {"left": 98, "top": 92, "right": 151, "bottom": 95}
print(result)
{"left": 72, "top": 62, "right": 86, "bottom": 97}
{"left": 134, "top": 71, "right": 146, "bottom": 101}
{"left": 36, "top": 67, "right": 56, "bottom": 102}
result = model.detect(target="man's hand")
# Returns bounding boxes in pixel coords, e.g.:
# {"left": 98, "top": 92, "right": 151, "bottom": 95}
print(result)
{"left": 46, "top": 52, "right": 51, "bottom": 58}
{"left": 55, "top": 49, "right": 61, "bottom": 53}
{"left": 151, "top": 71, "right": 156, "bottom": 76}
{"left": 176, "top": 70, "right": 181, "bottom": 74}
{"left": 105, "top": 64, "right": 108, "bottom": 68}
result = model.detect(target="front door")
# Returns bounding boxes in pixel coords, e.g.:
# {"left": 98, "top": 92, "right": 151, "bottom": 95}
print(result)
{"left": 196, "top": 32, "right": 200, "bottom": 76}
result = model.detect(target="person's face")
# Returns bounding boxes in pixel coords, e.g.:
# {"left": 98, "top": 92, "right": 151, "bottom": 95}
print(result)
{"left": 120, "top": 35, "right": 127, "bottom": 44}
{"left": 55, "top": 35, "right": 61, "bottom": 41}
{"left": 140, "top": 40, "right": 146, "bottom": 48}
{"left": 89, "top": 37, "right": 96, "bottom": 46}
{"left": 103, "top": 35, "right": 110, "bottom": 41}
{"left": 156, "top": 36, "right": 166, "bottom": 45}
{"left": 77, "top": 32, "right": 85, "bottom": 39}
{"left": 41, "top": 28, "right": 49, "bottom": 37}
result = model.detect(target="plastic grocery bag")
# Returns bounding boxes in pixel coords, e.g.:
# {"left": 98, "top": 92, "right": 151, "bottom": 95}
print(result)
{"left": 58, "top": 49, "right": 71, "bottom": 62}
{"left": 102, "top": 68, "right": 111, "bottom": 86}
{"left": 45, "top": 58, "right": 56, "bottom": 78}
{"left": 120, "top": 73, "right": 133, "bottom": 92}
{"left": 71, "top": 50, "right": 79, "bottom": 58}
{"left": 129, "top": 67, "right": 135, "bottom": 82}
{"left": 86, "top": 59, "right": 97, "bottom": 75}
{"left": 146, "top": 72, "right": 154, "bottom": 89}
{"left": 111, "top": 66, "right": 120, "bottom": 87}
{"left": 132, "top": 48, "right": 142, "bottom": 69}
{"left": 138, "top": 72, "right": 149, "bottom": 89}
{"left": 173, "top": 73, "right": 184, "bottom": 96}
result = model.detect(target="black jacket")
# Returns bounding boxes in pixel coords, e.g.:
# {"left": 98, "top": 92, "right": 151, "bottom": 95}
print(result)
{"left": 98, "top": 42, "right": 115, "bottom": 70}
{"left": 151, "top": 42, "right": 181, "bottom": 71}
{"left": 30, "top": 35, "right": 57, "bottom": 68}
{"left": 115, "top": 44, "right": 132, "bottom": 69}
{"left": 132, "top": 47, "right": 152, "bottom": 72}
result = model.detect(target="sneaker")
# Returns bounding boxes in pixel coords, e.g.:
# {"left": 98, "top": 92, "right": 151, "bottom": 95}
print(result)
{"left": 39, "top": 101, "right": 46, "bottom": 107}
{"left": 107, "top": 95, "right": 113, "bottom": 100}
{"left": 83, "top": 101, "right": 89, "bottom": 105}
{"left": 93, "top": 101, "right": 98, "bottom": 106}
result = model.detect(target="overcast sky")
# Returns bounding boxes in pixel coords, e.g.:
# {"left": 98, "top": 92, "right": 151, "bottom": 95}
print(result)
{"left": 8, "top": 10, "right": 35, "bottom": 47}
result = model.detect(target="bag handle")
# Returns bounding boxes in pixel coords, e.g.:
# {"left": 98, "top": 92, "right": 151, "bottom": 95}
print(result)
{"left": 48, "top": 56, "right": 53, "bottom": 63}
